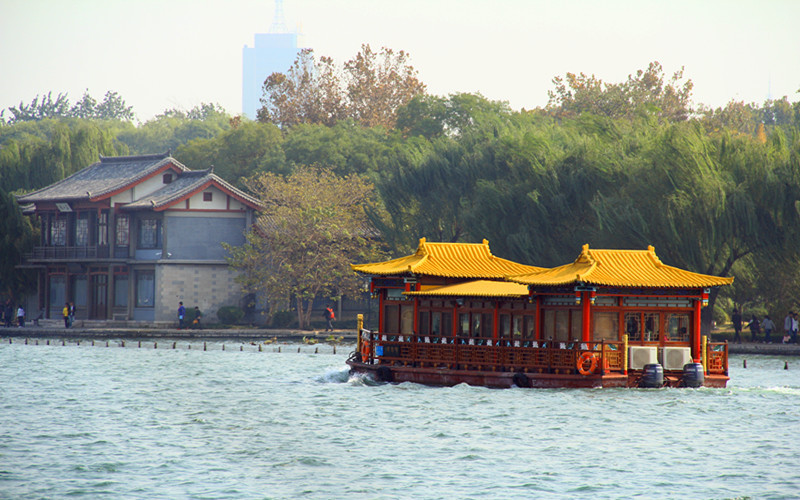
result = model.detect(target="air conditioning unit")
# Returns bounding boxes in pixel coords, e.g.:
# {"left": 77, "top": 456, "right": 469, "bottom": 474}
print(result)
{"left": 629, "top": 346, "right": 658, "bottom": 369}
{"left": 660, "top": 347, "right": 692, "bottom": 370}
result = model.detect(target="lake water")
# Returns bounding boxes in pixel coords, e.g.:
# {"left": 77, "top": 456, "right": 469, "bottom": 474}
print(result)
{"left": 1, "top": 340, "right": 798, "bottom": 499}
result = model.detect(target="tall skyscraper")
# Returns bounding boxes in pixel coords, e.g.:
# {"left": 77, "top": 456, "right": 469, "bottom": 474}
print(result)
{"left": 242, "top": 0, "right": 304, "bottom": 119}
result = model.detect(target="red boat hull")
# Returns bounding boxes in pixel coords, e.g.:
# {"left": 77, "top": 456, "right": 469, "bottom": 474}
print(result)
{"left": 347, "top": 359, "right": 728, "bottom": 389}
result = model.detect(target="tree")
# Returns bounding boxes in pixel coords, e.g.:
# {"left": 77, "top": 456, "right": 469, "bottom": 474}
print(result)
{"left": 547, "top": 61, "right": 693, "bottom": 122}
{"left": 343, "top": 44, "right": 426, "bottom": 128}
{"left": 257, "top": 49, "right": 346, "bottom": 128}
{"left": 0, "top": 187, "right": 37, "bottom": 301}
{"left": 257, "top": 44, "right": 426, "bottom": 129}
{"left": 175, "top": 120, "right": 286, "bottom": 186}
{"left": 6, "top": 92, "right": 71, "bottom": 123}
{"left": 4, "top": 91, "right": 135, "bottom": 122}
{"left": 224, "top": 167, "right": 386, "bottom": 328}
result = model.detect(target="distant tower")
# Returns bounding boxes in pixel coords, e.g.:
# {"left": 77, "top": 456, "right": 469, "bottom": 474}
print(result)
{"left": 242, "top": 0, "right": 305, "bottom": 119}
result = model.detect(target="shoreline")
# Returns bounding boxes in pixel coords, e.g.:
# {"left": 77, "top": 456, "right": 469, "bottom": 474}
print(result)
{"left": 2, "top": 324, "right": 800, "bottom": 356}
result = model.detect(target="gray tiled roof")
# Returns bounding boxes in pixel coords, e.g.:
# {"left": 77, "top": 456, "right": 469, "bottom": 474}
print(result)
{"left": 16, "top": 152, "right": 186, "bottom": 203}
{"left": 122, "top": 169, "right": 262, "bottom": 210}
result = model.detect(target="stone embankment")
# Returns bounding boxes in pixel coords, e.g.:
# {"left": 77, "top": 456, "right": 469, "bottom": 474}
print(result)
{"left": 0, "top": 319, "right": 357, "bottom": 343}
{"left": 3, "top": 320, "right": 800, "bottom": 356}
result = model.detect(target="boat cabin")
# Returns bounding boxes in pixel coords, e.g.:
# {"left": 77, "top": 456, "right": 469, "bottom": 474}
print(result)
{"left": 348, "top": 239, "right": 733, "bottom": 388}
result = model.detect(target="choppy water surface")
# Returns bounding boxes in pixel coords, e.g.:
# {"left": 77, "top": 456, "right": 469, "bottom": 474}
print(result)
{"left": 1, "top": 340, "right": 798, "bottom": 499}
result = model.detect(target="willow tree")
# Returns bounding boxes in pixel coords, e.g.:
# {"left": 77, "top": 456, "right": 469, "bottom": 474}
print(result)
{"left": 590, "top": 122, "right": 800, "bottom": 331}
{"left": 224, "top": 167, "right": 386, "bottom": 328}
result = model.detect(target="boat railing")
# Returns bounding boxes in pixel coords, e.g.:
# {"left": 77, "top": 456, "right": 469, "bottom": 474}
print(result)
{"left": 364, "top": 333, "right": 626, "bottom": 375}
{"left": 706, "top": 341, "right": 729, "bottom": 376}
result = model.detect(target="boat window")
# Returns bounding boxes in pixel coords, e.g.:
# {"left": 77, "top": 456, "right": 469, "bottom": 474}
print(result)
{"left": 384, "top": 305, "right": 399, "bottom": 334}
{"left": 625, "top": 313, "right": 641, "bottom": 341}
{"left": 442, "top": 313, "right": 452, "bottom": 338}
{"left": 419, "top": 311, "right": 430, "bottom": 336}
{"left": 499, "top": 314, "right": 511, "bottom": 339}
{"left": 593, "top": 311, "right": 618, "bottom": 341}
{"left": 645, "top": 313, "right": 660, "bottom": 341}
{"left": 554, "top": 310, "right": 569, "bottom": 342}
{"left": 667, "top": 314, "right": 689, "bottom": 342}
{"left": 472, "top": 314, "right": 482, "bottom": 337}
{"left": 400, "top": 305, "right": 414, "bottom": 335}
{"left": 481, "top": 313, "right": 492, "bottom": 338}
{"left": 570, "top": 310, "right": 583, "bottom": 341}
{"left": 431, "top": 312, "right": 440, "bottom": 336}
{"left": 523, "top": 316, "right": 536, "bottom": 340}
{"left": 457, "top": 313, "right": 468, "bottom": 340}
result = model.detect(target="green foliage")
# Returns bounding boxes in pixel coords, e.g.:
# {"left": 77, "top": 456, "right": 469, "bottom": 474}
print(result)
{"left": 175, "top": 120, "right": 286, "bottom": 187}
{"left": 224, "top": 167, "right": 387, "bottom": 329}
{"left": 216, "top": 305, "right": 245, "bottom": 325}
{"left": 4, "top": 91, "right": 135, "bottom": 123}
{"left": 270, "top": 310, "right": 295, "bottom": 328}
{"left": 118, "top": 103, "right": 231, "bottom": 155}
{"left": 0, "top": 187, "right": 37, "bottom": 299}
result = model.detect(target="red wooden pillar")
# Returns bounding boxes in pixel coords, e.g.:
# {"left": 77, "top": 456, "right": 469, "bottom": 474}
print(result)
{"left": 692, "top": 298, "right": 702, "bottom": 362}
{"left": 534, "top": 295, "right": 541, "bottom": 341}
{"left": 493, "top": 302, "right": 499, "bottom": 342}
{"left": 378, "top": 290, "right": 384, "bottom": 333}
{"left": 412, "top": 283, "right": 419, "bottom": 337}
{"left": 582, "top": 291, "right": 592, "bottom": 342}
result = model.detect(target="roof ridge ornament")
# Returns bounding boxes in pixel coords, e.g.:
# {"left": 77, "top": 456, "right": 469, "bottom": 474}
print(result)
{"left": 647, "top": 245, "right": 663, "bottom": 267}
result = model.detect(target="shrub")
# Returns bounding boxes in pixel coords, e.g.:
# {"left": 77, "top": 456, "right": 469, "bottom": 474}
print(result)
{"left": 217, "top": 306, "right": 245, "bottom": 325}
{"left": 270, "top": 310, "right": 295, "bottom": 328}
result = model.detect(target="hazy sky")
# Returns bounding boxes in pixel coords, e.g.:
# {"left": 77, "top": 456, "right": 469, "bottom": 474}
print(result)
{"left": 2, "top": 0, "right": 799, "bottom": 122}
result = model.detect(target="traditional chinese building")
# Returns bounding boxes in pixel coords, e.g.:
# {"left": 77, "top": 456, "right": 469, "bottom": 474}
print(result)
{"left": 16, "top": 153, "right": 261, "bottom": 324}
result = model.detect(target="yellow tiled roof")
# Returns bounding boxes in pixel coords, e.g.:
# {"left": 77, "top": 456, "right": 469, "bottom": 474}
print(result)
{"left": 404, "top": 280, "right": 530, "bottom": 298}
{"left": 351, "top": 238, "right": 543, "bottom": 278}
{"left": 508, "top": 244, "right": 734, "bottom": 288}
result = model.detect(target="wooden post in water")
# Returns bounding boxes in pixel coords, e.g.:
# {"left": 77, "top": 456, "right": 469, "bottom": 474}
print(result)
{"left": 154, "top": 342, "right": 157, "bottom": 349}
{"left": 258, "top": 344, "right": 262, "bottom": 352}
{"left": 204, "top": 342, "right": 207, "bottom": 351}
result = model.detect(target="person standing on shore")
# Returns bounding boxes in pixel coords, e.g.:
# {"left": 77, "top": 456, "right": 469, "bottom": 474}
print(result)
{"left": 178, "top": 301, "right": 186, "bottom": 330}
{"left": 783, "top": 311, "right": 793, "bottom": 343}
{"left": 762, "top": 315, "right": 775, "bottom": 343}
{"left": 793, "top": 312, "right": 799, "bottom": 344}
{"left": 4, "top": 300, "right": 12, "bottom": 327}
{"left": 746, "top": 314, "right": 760, "bottom": 343}
{"left": 324, "top": 304, "right": 335, "bottom": 332}
{"left": 63, "top": 302, "right": 70, "bottom": 328}
{"left": 16, "top": 305, "right": 25, "bottom": 327}
{"left": 192, "top": 306, "right": 202, "bottom": 329}
{"left": 732, "top": 309, "right": 742, "bottom": 344}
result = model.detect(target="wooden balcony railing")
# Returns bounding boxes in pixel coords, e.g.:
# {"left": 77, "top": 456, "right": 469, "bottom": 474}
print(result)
{"left": 26, "top": 246, "right": 111, "bottom": 260}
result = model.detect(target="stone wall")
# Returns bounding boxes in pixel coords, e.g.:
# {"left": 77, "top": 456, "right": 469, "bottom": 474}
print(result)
{"left": 155, "top": 262, "right": 244, "bottom": 323}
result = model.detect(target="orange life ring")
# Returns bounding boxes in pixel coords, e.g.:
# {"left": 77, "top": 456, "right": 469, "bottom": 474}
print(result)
{"left": 577, "top": 351, "right": 598, "bottom": 375}
{"left": 360, "top": 339, "right": 371, "bottom": 362}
